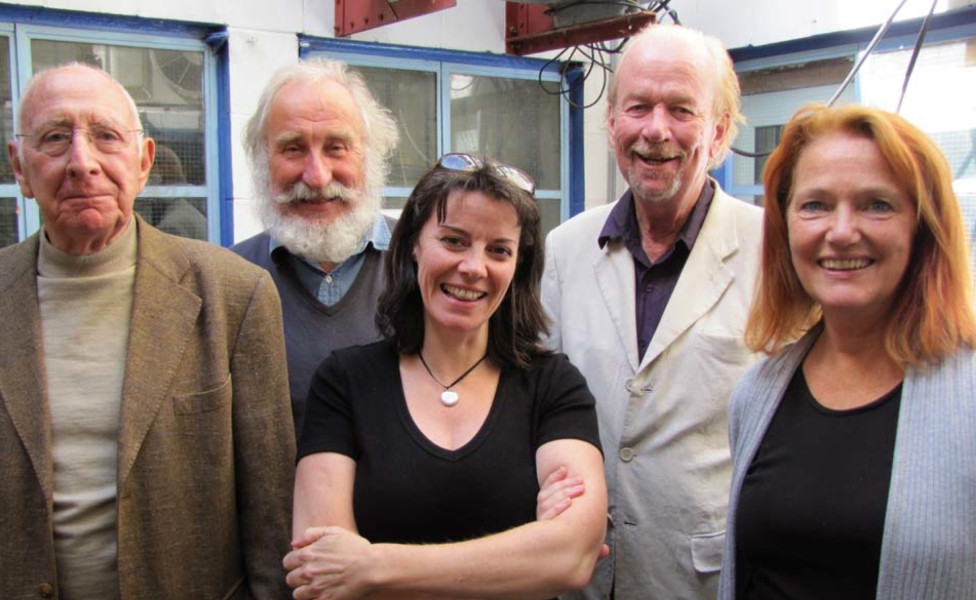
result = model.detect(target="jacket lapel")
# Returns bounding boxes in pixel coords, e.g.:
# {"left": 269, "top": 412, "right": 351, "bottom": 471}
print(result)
{"left": 640, "top": 190, "right": 739, "bottom": 369}
{"left": 594, "top": 239, "right": 641, "bottom": 373}
{"left": 116, "top": 221, "right": 201, "bottom": 488}
{"left": 0, "top": 236, "right": 55, "bottom": 500}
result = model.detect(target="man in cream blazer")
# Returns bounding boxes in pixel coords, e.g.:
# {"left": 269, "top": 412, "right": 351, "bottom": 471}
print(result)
{"left": 542, "top": 25, "right": 762, "bottom": 599}
{"left": 0, "top": 64, "right": 293, "bottom": 599}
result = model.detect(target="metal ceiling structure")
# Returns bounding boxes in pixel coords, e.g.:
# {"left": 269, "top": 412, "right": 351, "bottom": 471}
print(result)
{"left": 334, "top": 0, "right": 456, "bottom": 37}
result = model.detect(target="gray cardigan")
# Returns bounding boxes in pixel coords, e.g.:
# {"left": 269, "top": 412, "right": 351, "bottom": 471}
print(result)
{"left": 719, "top": 328, "right": 976, "bottom": 600}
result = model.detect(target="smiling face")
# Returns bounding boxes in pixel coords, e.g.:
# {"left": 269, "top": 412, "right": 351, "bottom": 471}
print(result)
{"left": 787, "top": 131, "right": 917, "bottom": 325}
{"left": 413, "top": 190, "right": 521, "bottom": 343}
{"left": 608, "top": 35, "right": 727, "bottom": 212}
{"left": 266, "top": 78, "right": 367, "bottom": 222}
{"left": 10, "top": 65, "right": 154, "bottom": 254}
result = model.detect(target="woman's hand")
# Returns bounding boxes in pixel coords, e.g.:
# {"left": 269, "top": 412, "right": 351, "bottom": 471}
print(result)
{"left": 284, "top": 526, "right": 373, "bottom": 600}
{"left": 536, "top": 465, "right": 585, "bottom": 520}
{"left": 537, "top": 465, "right": 610, "bottom": 561}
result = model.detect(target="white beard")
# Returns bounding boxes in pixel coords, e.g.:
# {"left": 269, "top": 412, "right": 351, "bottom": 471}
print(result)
{"left": 257, "top": 180, "right": 381, "bottom": 266}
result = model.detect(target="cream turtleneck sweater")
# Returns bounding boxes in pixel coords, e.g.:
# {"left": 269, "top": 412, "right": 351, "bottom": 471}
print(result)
{"left": 37, "top": 220, "right": 138, "bottom": 599}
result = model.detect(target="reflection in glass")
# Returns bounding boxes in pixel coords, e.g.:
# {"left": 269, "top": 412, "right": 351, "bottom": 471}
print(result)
{"left": 450, "top": 74, "right": 560, "bottom": 190}
{"left": 353, "top": 66, "right": 437, "bottom": 190}
{"left": 0, "top": 197, "right": 17, "bottom": 248}
{"left": 0, "top": 37, "right": 13, "bottom": 184}
{"left": 135, "top": 196, "right": 208, "bottom": 240}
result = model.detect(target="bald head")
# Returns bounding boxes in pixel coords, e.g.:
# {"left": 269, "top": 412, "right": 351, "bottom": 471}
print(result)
{"left": 10, "top": 62, "right": 155, "bottom": 255}
{"left": 19, "top": 63, "right": 142, "bottom": 135}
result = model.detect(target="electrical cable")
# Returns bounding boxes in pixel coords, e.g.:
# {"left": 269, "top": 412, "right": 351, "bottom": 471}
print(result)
{"left": 730, "top": 0, "right": 915, "bottom": 159}
{"left": 896, "top": 0, "right": 938, "bottom": 113}
{"left": 827, "top": 0, "right": 910, "bottom": 106}
{"left": 533, "top": 1, "right": 666, "bottom": 109}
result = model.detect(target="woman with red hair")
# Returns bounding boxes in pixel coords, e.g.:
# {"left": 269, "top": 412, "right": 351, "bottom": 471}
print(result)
{"left": 720, "top": 103, "right": 976, "bottom": 600}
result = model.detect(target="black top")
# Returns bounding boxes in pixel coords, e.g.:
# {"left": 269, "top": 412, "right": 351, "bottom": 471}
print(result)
{"left": 298, "top": 339, "right": 602, "bottom": 545}
{"left": 735, "top": 367, "right": 902, "bottom": 600}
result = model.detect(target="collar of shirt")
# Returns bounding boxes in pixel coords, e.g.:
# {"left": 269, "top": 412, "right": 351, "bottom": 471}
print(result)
{"left": 269, "top": 215, "right": 391, "bottom": 307}
{"left": 598, "top": 179, "right": 715, "bottom": 268}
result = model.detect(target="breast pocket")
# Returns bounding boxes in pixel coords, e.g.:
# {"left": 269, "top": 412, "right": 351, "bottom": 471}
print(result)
{"left": 173, "top": 375, "right": 232, "bottom": 415}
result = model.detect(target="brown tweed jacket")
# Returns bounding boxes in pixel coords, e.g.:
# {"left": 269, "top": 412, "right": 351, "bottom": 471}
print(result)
{"left": 0, "top": 218, "right": 295, "bottom": 599}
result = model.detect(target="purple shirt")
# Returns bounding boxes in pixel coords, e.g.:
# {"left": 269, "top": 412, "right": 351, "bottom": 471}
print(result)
{"left": 598, "top": 181, "right": 715, "bottom": 361}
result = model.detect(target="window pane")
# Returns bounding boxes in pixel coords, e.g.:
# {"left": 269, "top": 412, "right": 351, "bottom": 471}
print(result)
{"left": 353, "top": 66, "right": 437, "bottom": 191}
{"left": 450, "top": 74, "right": 561, "bottom": 190}
{"left": 861, "top": 37, "right": 976, "bottom": 273}
{"left": 30, "top": 40, "right": 207, "bottom": 185}
{"left": 0, "top": 197, "right": 17, "bottom": 248}
{"left": 0, "top": 36, "right": 13, "bottom": 185}
{"left": 134, "top": 197, "right": 207, "bottom": 240}
{"left": 734, "top": 57, "right": 855, "bottom": 192}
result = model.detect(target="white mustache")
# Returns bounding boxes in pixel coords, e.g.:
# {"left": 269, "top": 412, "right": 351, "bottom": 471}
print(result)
{"left": 273, "top": 181, "right": 358, "bottom": 205}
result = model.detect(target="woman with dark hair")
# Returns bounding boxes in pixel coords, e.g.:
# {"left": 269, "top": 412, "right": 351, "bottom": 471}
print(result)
{"left": 719, "top": 104, "right": 976, "bottom": 600}
{"left": 285, "top": 154, "right": 606, "bottom": 600}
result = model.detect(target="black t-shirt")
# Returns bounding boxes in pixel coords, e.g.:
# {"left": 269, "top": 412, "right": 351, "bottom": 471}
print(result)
{"left": 298, "top": 339, "right": 602, "bottom": 544}
{"left": 735, "top": 367, "right": 902, "bottom": 600}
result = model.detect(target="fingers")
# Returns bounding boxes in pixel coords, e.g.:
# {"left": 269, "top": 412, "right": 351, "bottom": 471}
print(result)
{"left": 537, "top": 466, "right": 585, "bottom": 520}
{"left": 598, "top": 543, "right": 610, "bottom": 560}
{"left": 291, "top": 525, "right": 333, "bottom": 549}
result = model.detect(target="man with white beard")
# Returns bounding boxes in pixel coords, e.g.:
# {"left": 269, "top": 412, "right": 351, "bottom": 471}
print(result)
{"left": 233, "top": 59, "right": 399, "bottom": 434}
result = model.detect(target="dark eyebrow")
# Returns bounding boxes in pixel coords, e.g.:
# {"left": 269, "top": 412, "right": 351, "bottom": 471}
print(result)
{"left": 438, "top": 223, "right": 518, "bottom": 246}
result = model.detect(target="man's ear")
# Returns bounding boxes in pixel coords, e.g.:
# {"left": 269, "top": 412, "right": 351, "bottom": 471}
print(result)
{"left": 709, "top": 112, "right": 731, "bottom": 160}
{"left": 8, "top": 140, "right": 33, "bottom": 198}
{"left": 137, "top": 137, "right": 156, "bottom": 191}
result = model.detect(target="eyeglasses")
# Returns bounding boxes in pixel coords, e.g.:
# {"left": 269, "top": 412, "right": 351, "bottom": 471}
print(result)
{"left": 436, "top": 153, "right": 536, "bottom": 195}
{"left": 15, "top": 126, "right": 143, "bottom": 157}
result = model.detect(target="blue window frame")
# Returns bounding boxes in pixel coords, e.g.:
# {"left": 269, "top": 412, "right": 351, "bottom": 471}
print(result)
{"left": 301, "top": 37, "right": 584, "bottom": 235}
{"left": 718, "top": 4, "right": 976, "bottom": 208}
{"left": 0, "top": 5, "right": 226, "bottom": 247}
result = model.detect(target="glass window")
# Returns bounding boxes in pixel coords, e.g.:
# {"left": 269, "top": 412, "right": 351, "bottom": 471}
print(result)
{"left": 0, "top": 15, "right": 218, "bottom": 248}
{"left": 311, "top": 43, "right": 569, "bottom": 236}
{"left": 727, "top": 25, "right": 976, "bottom": 274}
{"left": 729, "top": 55, "right": 856, "bottom": 204}
{"left": 859, "top": 36, "right": 976, "bottom": 271}
{"left": 355, "top": 65, "right": 437, "bottom": 196}
{"left": 449, "top": 73, "right": 562, "bottom": 234}
{"left": 0, "top": 197, "right": 17, "bottom": 247}
{"left": 29, "top": 40, "right": 209, "bottom": 237}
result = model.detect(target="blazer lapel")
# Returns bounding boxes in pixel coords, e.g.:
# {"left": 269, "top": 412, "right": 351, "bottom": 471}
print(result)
{"left": 640, "top": 191, "right": 739, "bottom": 369}
{"left": 594, "top": 240, "right": 641, "bottom": 373}
{"left": 0, "top": 236, "right": 54, "bottom": 500}
{"left": 117, "top": 221, "right": 201, "bottom": 488}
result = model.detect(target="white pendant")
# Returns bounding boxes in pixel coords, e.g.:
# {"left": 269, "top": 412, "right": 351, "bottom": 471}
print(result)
{"left": 440, "top": 390, "right": 459, "bottom": 407}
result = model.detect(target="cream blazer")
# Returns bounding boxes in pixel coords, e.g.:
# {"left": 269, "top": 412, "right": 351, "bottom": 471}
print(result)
{"left": 542, "top": 185, "right": 762, "bottom": 600}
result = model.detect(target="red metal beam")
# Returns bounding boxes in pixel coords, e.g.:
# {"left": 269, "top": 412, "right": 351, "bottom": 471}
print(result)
{"left": 505, "top": 4, "right": 657, "bottom": 56}
{"left": 335, "top": 0, "right": 457, "bottom": 38}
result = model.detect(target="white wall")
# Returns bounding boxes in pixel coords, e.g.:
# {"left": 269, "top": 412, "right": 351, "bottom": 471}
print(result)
{"left": 3, "top": 0, "right": 959, "bottom": 236}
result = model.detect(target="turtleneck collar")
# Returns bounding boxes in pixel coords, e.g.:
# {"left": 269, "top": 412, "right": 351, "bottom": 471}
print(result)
{"left": 38, "top": 218, "right": 139, "bottom": 278}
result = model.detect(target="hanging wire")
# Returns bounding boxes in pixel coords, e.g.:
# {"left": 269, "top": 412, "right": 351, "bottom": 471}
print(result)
{"left": 826, "top": 0, "right": 911, "bottom": 106}
{"left": 896, "top": 0, "right": 938, "bottom": 113}
{"left": 535, "top": 1, "right": 668, "bottom": 109}
{"left": 730, "top": 0, "right": 921, "bottom": 159}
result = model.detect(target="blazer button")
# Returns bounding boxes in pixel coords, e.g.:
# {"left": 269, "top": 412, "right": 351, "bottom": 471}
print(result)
{"left": 38, "top": 582, "right": 54, "bottom": 598}
{"left": 619, "top": 447, "right": 635, "bottom": 462}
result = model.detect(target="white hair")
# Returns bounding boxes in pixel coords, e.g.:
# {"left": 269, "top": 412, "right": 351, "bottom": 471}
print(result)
{"left": 245, "top": 58, "right": 399, "bottom": 209}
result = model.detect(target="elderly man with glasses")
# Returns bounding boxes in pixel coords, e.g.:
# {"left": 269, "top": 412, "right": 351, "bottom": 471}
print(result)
{"left": 0, "top": 63, "right": 294, "bottom": 599}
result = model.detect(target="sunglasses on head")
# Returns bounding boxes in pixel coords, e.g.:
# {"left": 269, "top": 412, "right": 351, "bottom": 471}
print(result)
{"left": 435, "top": 153, "right": 536, "bottom": 195}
